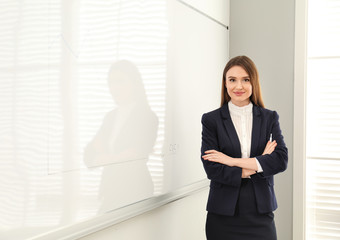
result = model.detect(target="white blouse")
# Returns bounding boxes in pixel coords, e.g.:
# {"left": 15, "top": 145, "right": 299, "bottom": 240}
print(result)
{"left": 228, "top": 101, "right": 263, "bottom": 173}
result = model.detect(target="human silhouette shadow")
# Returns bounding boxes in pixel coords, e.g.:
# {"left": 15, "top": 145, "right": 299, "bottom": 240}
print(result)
{"left": 84, "top": 60, "right": 158, "bottom": 213}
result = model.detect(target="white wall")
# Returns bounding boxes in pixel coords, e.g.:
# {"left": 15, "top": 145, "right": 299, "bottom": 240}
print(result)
{"left": 79, "top": 188, "right": 209, "bottom": 240}
{"left": 229, "top": 1, "right": 295, "bottom": 240}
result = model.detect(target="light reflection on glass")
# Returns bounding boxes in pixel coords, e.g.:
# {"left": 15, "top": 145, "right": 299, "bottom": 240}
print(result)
{"left": 0, "top": 0, "right": 167, "bottom": 239}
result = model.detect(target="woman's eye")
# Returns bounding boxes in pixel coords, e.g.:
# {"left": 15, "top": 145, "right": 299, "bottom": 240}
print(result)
{"left": 229, "top": 79, "right": 235, "bottom": 82}
{"left": 243, "top": 79, "right": 250, "bottom": 82}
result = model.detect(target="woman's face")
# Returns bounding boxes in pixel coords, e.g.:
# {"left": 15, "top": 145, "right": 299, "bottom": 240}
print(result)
{"left": 225, "top": 65, "right": 252, "bottom": 107}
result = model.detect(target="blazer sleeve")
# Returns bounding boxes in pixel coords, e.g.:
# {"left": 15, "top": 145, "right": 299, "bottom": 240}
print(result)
{"left": 256, "top": 111, "right": 288, "bottom": 177}
{"left": 201, "top": 113, "right": 242, "bottom": 187}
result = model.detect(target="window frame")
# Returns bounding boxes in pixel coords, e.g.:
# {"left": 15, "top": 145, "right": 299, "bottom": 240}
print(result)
{"left": 293, "top": 0, "right": 308, "bottom": 239}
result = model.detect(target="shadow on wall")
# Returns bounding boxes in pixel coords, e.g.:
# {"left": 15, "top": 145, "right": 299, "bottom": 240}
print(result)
{"left": 83, "top": 60, "right": 158, "bottom": 213}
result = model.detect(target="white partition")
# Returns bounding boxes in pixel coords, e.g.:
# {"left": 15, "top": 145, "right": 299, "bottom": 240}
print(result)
{"left": 0, "top": 0, "right": 229, "bottom": 239}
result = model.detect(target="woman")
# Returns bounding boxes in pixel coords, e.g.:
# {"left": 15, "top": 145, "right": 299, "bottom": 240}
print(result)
{"left": 201, "top": 55, "right": 288, "bottom": 240}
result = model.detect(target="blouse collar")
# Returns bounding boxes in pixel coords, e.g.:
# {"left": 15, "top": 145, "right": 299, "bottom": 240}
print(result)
{"left": 228, "top": 101, "right": 253, "bottom": 115}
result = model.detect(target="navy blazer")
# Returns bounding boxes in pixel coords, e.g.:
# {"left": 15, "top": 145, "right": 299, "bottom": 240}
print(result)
{"left": 201, "top": 103, "right": 288, "bottom": 216}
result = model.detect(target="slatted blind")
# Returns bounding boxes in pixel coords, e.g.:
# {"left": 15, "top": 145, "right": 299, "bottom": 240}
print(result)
{"left": 306, "top": 0, "right": 340, "bottom": 239}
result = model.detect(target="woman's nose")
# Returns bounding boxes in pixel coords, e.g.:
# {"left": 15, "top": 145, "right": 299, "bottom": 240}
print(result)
{"left": 236, "top": 80, "right": 243, "bottom": 89}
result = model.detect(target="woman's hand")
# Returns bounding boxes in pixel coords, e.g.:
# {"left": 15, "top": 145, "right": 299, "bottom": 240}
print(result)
{"left": 242, "top": 168, "right": 256, "bottom": 178}
{"left": 202, "top": 150, "right": 234, "bottom": 166}
{"left": 262, "top": 140, "right": 277, "bottom": 155}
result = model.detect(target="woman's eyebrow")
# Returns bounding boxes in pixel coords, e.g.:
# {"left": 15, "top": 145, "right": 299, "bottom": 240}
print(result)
{"left": 227, "top": 75, "right": 250, "bottom": 79}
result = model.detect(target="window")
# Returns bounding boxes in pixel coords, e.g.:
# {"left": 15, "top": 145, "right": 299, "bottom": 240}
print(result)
{"left": 306, "top": 0, "right": 340, "bottom": 239}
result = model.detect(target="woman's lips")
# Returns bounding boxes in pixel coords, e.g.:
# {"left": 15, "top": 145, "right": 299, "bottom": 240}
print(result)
{"left": 234, "top": 92, "right": 245, "bottom": 96}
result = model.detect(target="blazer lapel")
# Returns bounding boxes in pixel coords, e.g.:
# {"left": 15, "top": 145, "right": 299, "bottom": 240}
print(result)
{"left": 250, "top": 105, "right": 262, "bottom": 157}
{"left": 221, "top": 103, "right": 241, "bottom": 157}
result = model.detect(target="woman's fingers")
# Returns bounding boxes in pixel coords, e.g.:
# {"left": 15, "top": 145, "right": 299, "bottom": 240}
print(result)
{"left": 265, "top": 140, "right": 271, "bottom": 147}
{"left": 203, "top": 150, "right": 218, "bottom": 159}
{"left": 202, "top": 151, "right": 216, "bottom": 159}
{"left": 262, "top": 140, "right": 277, "bottom": 155}
{"left": 242, "top": 168, "right": 256, "bottom": 178}
{"left": 205, "top": 150, "right": 217, "bottom": 154}
{"left": 202, "top": 154, "right": 219, "bottom": 163}
{"left": 202, "top": 154, "right": 215, "bottom": 160}
{"left": 203, "top": 153, "right": 220, "bottom": 159}
{"left": 202, "top": 150, "right": 227, "bottom": 165}
{"left": 268, "top": 141, "right": 277, "bottom": 152}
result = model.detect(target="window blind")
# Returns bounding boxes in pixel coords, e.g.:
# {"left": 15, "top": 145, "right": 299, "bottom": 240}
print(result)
{"left": 306, "top": 0, "right": 340, "bottom": 239}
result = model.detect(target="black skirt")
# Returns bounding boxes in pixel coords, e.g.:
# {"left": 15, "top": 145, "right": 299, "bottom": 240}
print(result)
{"left": 206, "top": 179, "right": 277, "bottom": 240}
